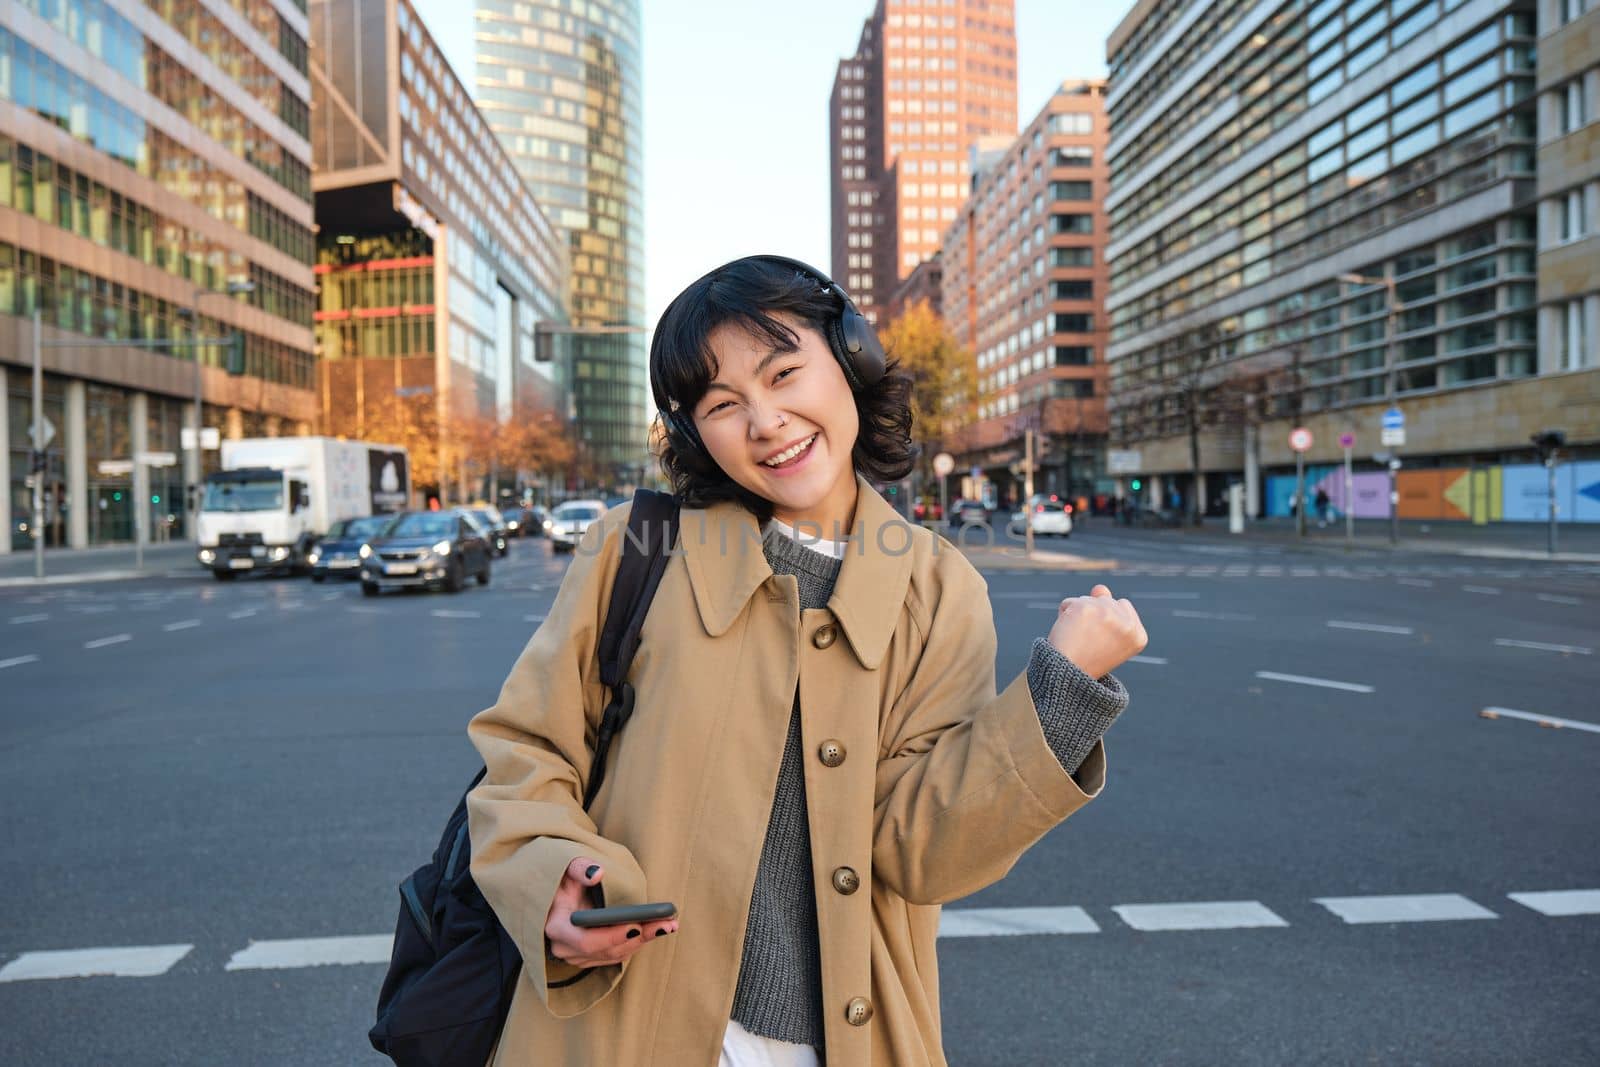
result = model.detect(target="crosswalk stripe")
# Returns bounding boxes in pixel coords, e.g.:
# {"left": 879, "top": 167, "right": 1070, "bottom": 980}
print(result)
{"left": 1313, "top": 894, "right": 1496, "bottom": 924}
{"left": 1507, "top": 890, "right": 1600, "bottom": 916}
{"left": 1112, "top": 900, "right": 1288, "bottom": 931}
{"left": 224, "top": 935, "right": 393, "bottom": 971}
{"left": 0, "top": 944, "right": 192, "bottom": 982}
{"left": 0, "top": 654, "right": 39, "bottom": 670}
{"left": 939, "top": 906, "right": 1099, "bottom": 937}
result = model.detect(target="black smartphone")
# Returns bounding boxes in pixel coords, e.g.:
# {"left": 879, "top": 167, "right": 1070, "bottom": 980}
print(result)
{"left": 570, "top": 902, "right": 678, "bottom": 928}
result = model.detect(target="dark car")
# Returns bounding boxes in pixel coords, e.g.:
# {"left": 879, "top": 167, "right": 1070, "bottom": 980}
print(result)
{"left": 308, "top": 515, "right": 396, "bottom": 581}
{"left": 505, "top": 504, "right": 540, "bottom": 538}
{"left": 464, "top": 506, "right": 510, "bottom": 556}
{"left": 360, "top": 510, "right": 491, "bottom": 596}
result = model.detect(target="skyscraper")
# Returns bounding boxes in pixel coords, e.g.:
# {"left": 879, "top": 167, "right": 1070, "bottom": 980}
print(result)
{"left": 472, "top": 0, "right": 647, "bottom": 485}
{"left": 1, "top": 0, "right": 317, "bottom": 552}
{"left": 830, "top": 0, "right": 1020, "bottom": 325}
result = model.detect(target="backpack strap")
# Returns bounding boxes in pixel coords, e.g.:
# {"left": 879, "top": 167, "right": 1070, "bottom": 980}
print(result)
{"left": 584, "top": 489, "right": 680, "bottom": 810}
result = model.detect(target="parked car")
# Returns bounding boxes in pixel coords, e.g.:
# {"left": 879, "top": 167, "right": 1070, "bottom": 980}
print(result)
{"left": 463, "top": 506, "right": 510, "bottom": 556}
{"left": 912, "top": 499, "right": 943, "bottom": 521}
{"left": 1008, "top": 499, "right": 1074, "bottom": 537}
{"left": 360, "top": 510, "right": 491, "bottom": 595}
{"left": 307, "top": 514, "right": 396, "bottom": 581}
{"left": 548, "top": 498, "right": 607, "bottom": 553}
{"left": 948, "top": 498, "right": 989, "bottom": 527}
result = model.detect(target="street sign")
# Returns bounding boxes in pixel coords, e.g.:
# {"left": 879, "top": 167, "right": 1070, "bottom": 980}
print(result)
{"left": 97, "top": 460, "right": 134, "bottom": 475}
{"left": 969, "top": 466, "right": 981, "bottom": 480}
{"left": 1339, "top": 432, "right": 1355, "bottom": 448}
{"left": 1381, "top": 428, "right": 1406, "bottom": 446}
{"left": 138, "top": 450, "right": 177, "bottom": 467}
{"left": 931, "top": 451, "right": 954, "bottom": 478}
{"left": 1289, "top": 427, "right": 1313, "bottom": 453}
{"left": 29, "top": 416, "right": 56, "bottom": 447}
{"left": 1382, "top": 407, "right": 1405, "bottom": 430}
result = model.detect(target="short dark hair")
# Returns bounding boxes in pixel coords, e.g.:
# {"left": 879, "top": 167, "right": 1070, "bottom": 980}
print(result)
{"left": 650, "top": 257, "right": 915, "bottom": 519}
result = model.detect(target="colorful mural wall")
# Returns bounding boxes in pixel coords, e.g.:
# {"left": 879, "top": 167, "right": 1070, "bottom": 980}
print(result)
{"left": 1264, "top": 462, "right": 1600, "bottom": 523}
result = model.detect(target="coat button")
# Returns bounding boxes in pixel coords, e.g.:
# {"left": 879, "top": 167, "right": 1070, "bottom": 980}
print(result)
{"left": 812, "top": 624, "right": 837, "bottom": 649}
{"left": 818, "top": 739, "right": 846, "bottom": 768}
{"left": 831, "top": 866, "right": 860, "bottom": 895}
{"left": 845, "top": 996, "right": 873, "bottom": 1026}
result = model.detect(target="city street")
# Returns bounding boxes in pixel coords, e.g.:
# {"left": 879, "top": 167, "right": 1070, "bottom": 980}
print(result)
{"left": 2, "top": 528, "right": 1598, "bottom": 1065}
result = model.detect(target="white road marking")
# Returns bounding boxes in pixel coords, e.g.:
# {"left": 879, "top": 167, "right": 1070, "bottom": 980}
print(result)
{"left": 227, "top": 608, "right": 257, "bottom": 620}
{"left": 224, "top": 935, "right": 393, "bottom": 971}
{"left": 8, "top": 613, "right": 48, "bottom": 624}
{"left": 346, "top": 606, "right": 382, "bottom": 615}
{"left": 0, "top": 654, "right": 40, "bottom": 670}
{"left": 524, "top": 614, "right": 546, "bottom": 623}
{"left": 1172, "top": 609, "right": 1256, "bottom": 621}
{"left": 0, "top": 944, "right": 192, "bottom": 982}
{"left": 1479, "top": 707, "right": 1600, "bottom": 735}
{"left": 1462, "top": 585, "right": 1501, "bottom": 595}
{"left": 1314, "top": 894, "right": 1496, "bottom": 924}
{"left": 1121, "top": 592, "right": 1201, "bottom": 600}
{"left": 1493, "top": 638, "right": 1592, "bottom": 655}
{"left": 431, "top": 609, "right": 481, "bottom": 619}
{"left": 1255, "top": 671, "right": 1374, "bottom": 694}
{"left": 1326, "top": 620, "right": 1414, "bottom": 635}
{"left": 1397, "top": 577, "right": 1434, "bottom": 588}
{"left": 1112, "top": 900, "right": 1288, "bottom": 932}
{"left": 939, "top": 906, "right": 1099, "bottom": 938}
{"left": 1507, "top": 890, "right": 1600, "bottom": 917}
{"left": 162, "top": 619, "right": 202, "bottom": 632}
{"left": 1534, "top": 593, "right": 1581, "bottom": 605}
{"left": 1128, "top": 654, "right": 1167, "bottom": 665}
{"left": 83, "top": 633, "right": 132, "bottom": 650}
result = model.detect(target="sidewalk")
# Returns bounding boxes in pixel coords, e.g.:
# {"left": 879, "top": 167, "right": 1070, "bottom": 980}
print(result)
{"left": 1090, "top": 515, "right": 1600, "bottom": 562}
{"left": 0, "top": 542, "right": 201, "bottom": 587}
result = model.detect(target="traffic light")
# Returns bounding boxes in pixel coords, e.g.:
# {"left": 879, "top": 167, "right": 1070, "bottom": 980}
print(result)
{"left": 224, "top": 332, "right": 246, "bottom": 375}
{"left": 151, "top": 494, "right": 161, "bottom": 504}
{"left": 1531, "top": 429, "right": 1565, "bottom": 464}
{"left": 1131, "top": 478, "right": 1142, "bottom": 492}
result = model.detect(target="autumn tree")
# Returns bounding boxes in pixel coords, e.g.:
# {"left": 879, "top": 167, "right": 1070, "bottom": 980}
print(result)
{"left": 878, "top": 299, "right": 975, "bottom": 477}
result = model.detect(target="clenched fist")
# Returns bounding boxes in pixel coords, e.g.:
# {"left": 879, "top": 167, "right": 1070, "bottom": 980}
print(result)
{"left": 1046, "top": 584, "right": 1148, "bottom": 680}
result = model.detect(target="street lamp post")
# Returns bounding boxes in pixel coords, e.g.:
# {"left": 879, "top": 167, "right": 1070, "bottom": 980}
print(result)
{"left": 187, "top": 280, "right": 255, "bottom": 544}
{"left": 1339, "top": 272, "right": 1400, "bottom": 544}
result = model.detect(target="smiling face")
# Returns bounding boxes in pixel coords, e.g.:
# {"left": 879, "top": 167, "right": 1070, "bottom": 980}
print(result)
{"left": 692, "top": 312, "right": 861, "bottom": 534}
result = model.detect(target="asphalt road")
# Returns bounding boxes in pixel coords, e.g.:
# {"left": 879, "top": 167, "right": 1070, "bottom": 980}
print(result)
{"left": 2, "top": 527, "right": 1597, "bottom": 1066}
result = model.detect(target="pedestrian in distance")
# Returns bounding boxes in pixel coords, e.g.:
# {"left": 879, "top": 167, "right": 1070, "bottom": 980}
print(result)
{"left": 466, "top": 255, "right": 1148, "bottom": 1066}
{"left": 1315, "top": 486, "right": 1331, "bottom": 528}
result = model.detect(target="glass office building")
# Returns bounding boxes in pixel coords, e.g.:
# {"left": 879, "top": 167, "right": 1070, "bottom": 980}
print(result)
{"left": 1, "top": 0, "right": 318, "bottom": 551}
{"left": 473, "top": 0, "right": 647, "bottom": 484}
{"left": 1105, "top": 0, "right": 1597, "bottom": 520}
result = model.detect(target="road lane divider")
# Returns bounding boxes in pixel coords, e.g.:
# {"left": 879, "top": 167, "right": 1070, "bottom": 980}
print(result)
{"left": 1534, "top": 593, "right": 1581, "bottom": 605}
{"left": 0, "top": 944, "right": 192, "bottom": 982}
{"left": 1111, "top": 901, "right": 1288, "bottom": 932}
{"left": 1254, "top": 671, "right": 1374, "bottom": 694}
{"left": 224, "top": 935, "right": 393, "bottom": 971}
{"left": 1493, "top": 638, "right": 1592, "bottom": 655}
{"left": 1326, "top": 620, "right": 1414, "bottom": 635}
{"left": 8, "top": 614, "right": 48, "bottom": 624}
{"left": 1479, "top": 707, "right": 1600, "bottom": 735}
{"left": 162, "top": 619, "right": 202, "bottom": 632}
{"left": 1462, "top": 585, "right": 1501, "bottom": 595}
{"left": 1313, "top": 894, "right": 1496, "bottom": 924}
{"left": 1172, "top": 609, "right": 1257, "bottom": 621}
{"left": 939, "top": 906, "right": 1099, "bottom": 937}
{"left": 0, "top": 654, "right": 40, "bottom": 670}
{"left": 1507, "top": 890, "right": 1600, "bottom": 916}
{"left": 83, "top": 633, "right": 132, "bottom": 649}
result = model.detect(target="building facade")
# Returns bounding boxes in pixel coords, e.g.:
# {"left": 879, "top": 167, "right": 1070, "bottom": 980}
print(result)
{"left": 309, "top": 0, "right": 568, "bottom": 502}
{"left": 941, "top": 81, "right": 1113, "bottom": 510}
{"left": 1, "top": 0, "right": 318, "bottom": 552}
{"left": 1104, "top": 0, "right": 1599, "bottom": 524}
{"left": 830, "top": 0, "right": 1019, "bottom": 325}
{"left": 472, "top": 0, "right": 648, "bottom": 486}
{"left": 1537, "top": 0, "right": 1598, "bottom": 384}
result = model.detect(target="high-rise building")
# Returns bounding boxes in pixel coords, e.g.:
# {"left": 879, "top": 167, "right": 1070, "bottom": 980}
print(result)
{"left": 1, "top": 0, "right": 318, "bottom": 552}
{"left": 830, "top": 0, "right": 1019, "bottom": 325}
{"left": 1105, "top": 0, "right": 1598, "bottom": 524}
{"left": 941, "top": 81, "right": 1112, "bottom": 508}
{"left": 472, "top": 0, "right": 647, "bottom": 486}
{"left": 309, "top": 0, "right": 568, "bottom": 503}
{"left": 1537, "top": 0, "right": 1598, "bottom": 378}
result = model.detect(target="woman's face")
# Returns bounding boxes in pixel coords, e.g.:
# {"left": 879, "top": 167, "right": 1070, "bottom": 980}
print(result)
{"left": 693, "top": 312, "right": 860, "bottom": 530}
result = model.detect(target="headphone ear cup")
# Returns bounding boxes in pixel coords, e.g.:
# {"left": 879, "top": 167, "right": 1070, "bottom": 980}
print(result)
{"left": 664, "top": 409, "right": 704, "bottom": 458}
{"left": 839, "top": 308, "right": 887, "bottom": 388}
{"left": 826, "top": 316, "right": 867, "bottom": 391}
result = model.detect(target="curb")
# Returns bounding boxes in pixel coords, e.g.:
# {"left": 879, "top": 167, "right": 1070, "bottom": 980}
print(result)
{"left": 0, "top": 569, "right": 194, "bottom": 588}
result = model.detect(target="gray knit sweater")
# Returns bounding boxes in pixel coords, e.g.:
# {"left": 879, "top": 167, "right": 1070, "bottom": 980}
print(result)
{"left": 730, "top": 526, "right": 1129, "bottom": 1052}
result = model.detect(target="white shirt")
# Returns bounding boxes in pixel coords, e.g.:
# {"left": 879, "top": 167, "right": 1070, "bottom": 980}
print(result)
{"left": 720, "top": 1018, "right": 821, "bottom": 1067}
{"left": 764, "top": 516, "right": 850, "bottom": 560}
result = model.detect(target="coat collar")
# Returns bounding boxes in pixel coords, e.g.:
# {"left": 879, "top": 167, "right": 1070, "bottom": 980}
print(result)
{"left": 679, "top": 474, "right": 915, "bottom": 670}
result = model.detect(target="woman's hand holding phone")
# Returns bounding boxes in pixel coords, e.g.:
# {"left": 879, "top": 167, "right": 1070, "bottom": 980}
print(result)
{"left": 1046, "top": 584, "right": 1148, "bottom": 679}
{"left": 543, "top": 856, "right": 678, "bottom": 969}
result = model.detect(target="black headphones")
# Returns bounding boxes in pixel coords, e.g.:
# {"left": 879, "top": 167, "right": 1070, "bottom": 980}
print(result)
{"left": 657, "top": 254, "right": 887, "bottom": 459}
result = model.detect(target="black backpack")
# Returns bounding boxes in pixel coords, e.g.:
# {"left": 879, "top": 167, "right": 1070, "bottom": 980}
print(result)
{"left": 369, "top": 489, "right": 681, "bottom": 1067}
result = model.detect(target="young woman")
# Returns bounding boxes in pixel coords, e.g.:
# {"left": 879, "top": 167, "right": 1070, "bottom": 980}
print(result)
{"left": 466, "top": 256, "right": 1147, "bottom": 1066}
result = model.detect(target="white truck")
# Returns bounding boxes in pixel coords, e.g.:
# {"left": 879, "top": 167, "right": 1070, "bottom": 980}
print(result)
{"left": 196, "top": 437, "right": 410, "bottom": 579}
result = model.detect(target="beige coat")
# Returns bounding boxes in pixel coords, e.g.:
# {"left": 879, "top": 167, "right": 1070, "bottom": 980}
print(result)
{"left": 467, "top": 476, "right": 1107, "bottom": 1066}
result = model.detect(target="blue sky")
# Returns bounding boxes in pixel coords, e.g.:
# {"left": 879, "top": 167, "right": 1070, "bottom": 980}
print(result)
{"left": 410, "top": 1, "right": 1128, "bottom": 325}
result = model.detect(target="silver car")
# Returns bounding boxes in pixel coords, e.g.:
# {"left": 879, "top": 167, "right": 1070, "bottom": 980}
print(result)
{"left": 547, "top": 499, "right": 607, "bottom": 553}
